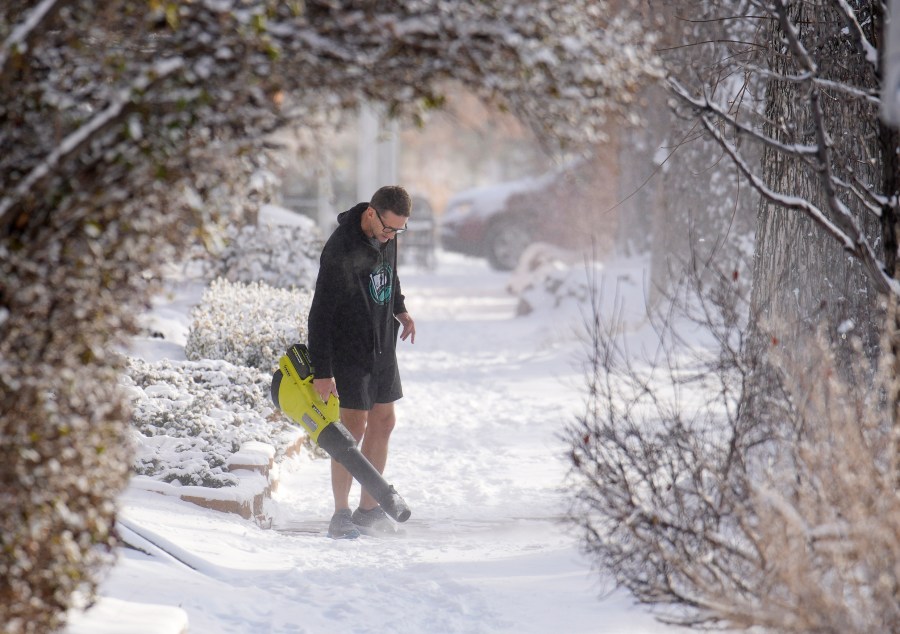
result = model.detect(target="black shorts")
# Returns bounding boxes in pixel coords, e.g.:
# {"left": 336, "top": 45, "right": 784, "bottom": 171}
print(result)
{"left": 333, "top": 354, "right": 403, "bottom": 411}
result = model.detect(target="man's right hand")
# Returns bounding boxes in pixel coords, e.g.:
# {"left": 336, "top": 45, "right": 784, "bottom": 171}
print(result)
{"left": 313, "top": 377, "right": 338, "bottom": 403}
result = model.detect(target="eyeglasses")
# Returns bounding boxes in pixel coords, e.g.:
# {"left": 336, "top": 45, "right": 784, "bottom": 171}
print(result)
{"left": 372, "top": 207, "right": 408, "bottom": 235}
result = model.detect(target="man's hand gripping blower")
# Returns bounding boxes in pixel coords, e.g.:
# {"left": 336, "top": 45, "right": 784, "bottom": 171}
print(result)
{"left": 270, "top": 344, "right": 411, "bottom": 523}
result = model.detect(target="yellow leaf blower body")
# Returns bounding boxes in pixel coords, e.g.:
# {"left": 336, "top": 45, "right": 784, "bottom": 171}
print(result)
{"left": 270, "top": 343, "right": 411, "bottom": 523}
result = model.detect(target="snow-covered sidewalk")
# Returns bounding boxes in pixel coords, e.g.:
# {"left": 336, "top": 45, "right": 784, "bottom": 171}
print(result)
{"left": 67, "top": 252, "right": 684, "bottom": 634}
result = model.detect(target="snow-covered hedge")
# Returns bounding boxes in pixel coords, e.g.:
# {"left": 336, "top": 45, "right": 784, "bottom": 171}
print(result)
{"left": 184, "top": 278, "right": 312, "bottom": 371}
{"left": 124, "top": 357, "right": 301, "bottom": 488}
{"left": 213, "top": 210, "right": 322, "bottom": 290}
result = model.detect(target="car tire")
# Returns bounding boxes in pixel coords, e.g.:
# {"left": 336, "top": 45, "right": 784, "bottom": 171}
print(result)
{"left": 487, "top": 218, "right": 533, "bottom": 271}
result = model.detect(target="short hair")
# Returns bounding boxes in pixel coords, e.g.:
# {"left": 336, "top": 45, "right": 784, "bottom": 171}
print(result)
{"left": 370, "top": 185, "right": 412, "bottom": 218}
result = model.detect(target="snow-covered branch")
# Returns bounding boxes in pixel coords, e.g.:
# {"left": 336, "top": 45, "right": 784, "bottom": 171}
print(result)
{"left": 834, "top": 0, "right": 880, "bottom": 67}
{"left": 668, "top": 78, "right": 819, "bottom": 157}
{"left": 670, "top": 1, "right": 895, "bottom": 298}
{"left": 695, "top": 101, "right": 897, "bottom": 296}
{"left": 0, "top": 57, "right": 184, "bottom": 230}
{"left": 743, "top": 63, "right": 880, "bottom": 105}
{"left": 0, "top": 0, "right": 64, "bottom": 82}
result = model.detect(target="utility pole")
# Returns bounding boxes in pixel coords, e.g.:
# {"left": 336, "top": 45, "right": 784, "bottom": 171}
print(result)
{"left": 356, "top": 104, "right": 398, "bottom": 202}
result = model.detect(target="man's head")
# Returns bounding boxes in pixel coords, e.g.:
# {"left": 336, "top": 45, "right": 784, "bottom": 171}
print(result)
{"left": 365, "top": 185, "right": 412, "bottom": 243}
{"left": 371, "top": 186, "right": 411, "bottom": 218}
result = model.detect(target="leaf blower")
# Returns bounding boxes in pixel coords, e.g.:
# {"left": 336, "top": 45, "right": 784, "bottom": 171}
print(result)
{"left": 270, "top": 343, "right": 411, "bottom": 523}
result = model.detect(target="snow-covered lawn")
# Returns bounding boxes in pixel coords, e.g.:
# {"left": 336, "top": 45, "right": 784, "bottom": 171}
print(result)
{"left": 66, "top": 250, "right": 687, "bottom": 634}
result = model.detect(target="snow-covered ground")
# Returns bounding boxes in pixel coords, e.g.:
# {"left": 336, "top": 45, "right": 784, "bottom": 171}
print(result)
{"left": 66, "top": 250, "right": 688, "bottom": 634}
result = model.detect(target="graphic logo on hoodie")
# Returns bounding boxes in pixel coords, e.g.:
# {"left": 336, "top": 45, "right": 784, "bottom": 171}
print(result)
{"left": 369, "top": 262, "right": 393, "bottom": 305}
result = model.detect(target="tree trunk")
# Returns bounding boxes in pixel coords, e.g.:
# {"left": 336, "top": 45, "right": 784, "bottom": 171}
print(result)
{"left": 750, "top": 2, "right": 885, "bottom": 363}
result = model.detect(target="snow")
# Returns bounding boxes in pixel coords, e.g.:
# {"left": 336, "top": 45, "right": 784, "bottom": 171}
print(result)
{"left": 65, "top": 250, "right": 687, "bottom": 634}
{"left": 65, "top": 596, "right": 189, "bottom": 634}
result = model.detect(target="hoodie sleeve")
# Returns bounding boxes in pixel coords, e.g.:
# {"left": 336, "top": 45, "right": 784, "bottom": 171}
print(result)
{"left": 307, "top": 240, "right": 342, "bottom": 378}
{"left": 391, "top": 240, "right": 407, "bottom": 316}
{"left": 392, "top": 274, "right": 407, "bottom": 316}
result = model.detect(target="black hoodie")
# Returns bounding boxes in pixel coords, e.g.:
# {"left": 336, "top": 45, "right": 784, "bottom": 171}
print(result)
{"left": 307, "top": 202, "right": 407, "bottom": 379}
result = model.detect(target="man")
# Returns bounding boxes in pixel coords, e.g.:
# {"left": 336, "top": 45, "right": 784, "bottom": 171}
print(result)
{"left": 307, "top": 185, "right": 416, "bottom": 539}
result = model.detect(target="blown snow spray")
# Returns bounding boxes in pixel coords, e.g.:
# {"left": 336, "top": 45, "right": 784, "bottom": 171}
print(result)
{"left": 270, "top": 343, "right": 411, "bottom": 523}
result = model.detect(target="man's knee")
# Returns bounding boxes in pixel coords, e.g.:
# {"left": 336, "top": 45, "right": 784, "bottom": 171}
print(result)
{"left": 340, "top": 408, "right": 368, "bottom": 441}
{"left": 367, "top": 405, "right": 396, "bottom": 437}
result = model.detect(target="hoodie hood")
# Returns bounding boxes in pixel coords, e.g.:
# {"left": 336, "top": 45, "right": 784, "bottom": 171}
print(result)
{"left": 336, "top": 202, "right": 370, "bottom": 231}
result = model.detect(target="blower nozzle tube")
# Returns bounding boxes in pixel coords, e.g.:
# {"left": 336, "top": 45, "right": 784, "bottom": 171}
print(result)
{"left": 316, "top": 423, "right": 412, "bottom": 523}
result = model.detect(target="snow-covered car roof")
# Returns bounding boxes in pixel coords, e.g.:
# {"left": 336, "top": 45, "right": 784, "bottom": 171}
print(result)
{"left": 443, "top": 163, "right": 576, "bottom": 219}
{"left": 447, "top": 172, "right": 555, "bottom": 216}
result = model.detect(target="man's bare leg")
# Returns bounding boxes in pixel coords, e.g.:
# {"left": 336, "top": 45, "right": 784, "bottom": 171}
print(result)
{"left": 357, "top": 402, "right": 396, "bottom": 510}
